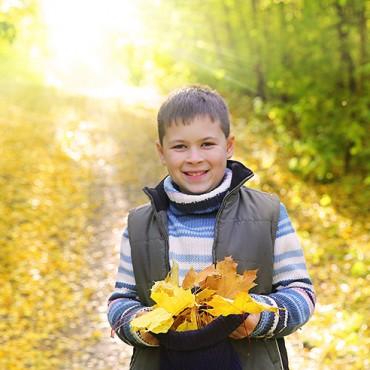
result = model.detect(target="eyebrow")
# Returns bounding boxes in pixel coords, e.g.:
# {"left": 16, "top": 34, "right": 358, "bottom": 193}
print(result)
{"left": 168, "top": 136, "right": 218, "bottom": 145}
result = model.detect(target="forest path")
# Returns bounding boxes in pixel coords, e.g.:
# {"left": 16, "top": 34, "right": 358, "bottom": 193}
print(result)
{"left": 54, "top": 99, "right": 137, "bottom": 370}
{"left": 72, "top": 157, "right": 132, "bottom": 370}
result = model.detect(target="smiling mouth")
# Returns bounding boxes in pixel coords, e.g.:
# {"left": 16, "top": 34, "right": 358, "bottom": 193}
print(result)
{"left": 183, "top": 170, "right": 209, "bottom": 176}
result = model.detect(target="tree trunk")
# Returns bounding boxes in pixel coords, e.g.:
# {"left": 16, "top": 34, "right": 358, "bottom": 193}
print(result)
{"left": 334, "top": 1, "right": 357, "bottom": 94}
{"left": 207, "top": 11, "right": 225, "bottom": 66}
{"left": 251, "top": 0, "right": 266, "bottom": 101}
{"left": 277, "top": 1, "right": 291, "bottom": 102}
{"left": 334, "top": 1, "right": 358, "bottom": 173}
{"left": 357, "top": 1, "right": 368, "bottom": 94}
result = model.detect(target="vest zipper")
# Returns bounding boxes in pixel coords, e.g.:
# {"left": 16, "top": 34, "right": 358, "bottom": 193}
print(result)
{"left": 274, "top": 339, "right": 284, "bottom": 369}
{"left": 212, "top": 173, "right": 254, "bottom": 264}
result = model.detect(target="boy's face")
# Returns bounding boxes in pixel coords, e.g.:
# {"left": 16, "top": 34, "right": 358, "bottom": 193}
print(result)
{"left": 156, "top": 115, "right": 234, "bottom": 195}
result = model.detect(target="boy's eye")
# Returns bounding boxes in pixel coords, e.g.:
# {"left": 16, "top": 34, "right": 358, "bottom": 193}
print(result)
{"left": 202, "top": 142, "right": 215, "bottom": 147}
{"left": 172, "top": 144, "right": 186, "bottom": 149}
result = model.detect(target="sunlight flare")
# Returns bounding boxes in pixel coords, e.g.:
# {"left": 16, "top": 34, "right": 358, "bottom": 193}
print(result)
{"left": 40, "top": 0, "right": 153, "bottom": 100}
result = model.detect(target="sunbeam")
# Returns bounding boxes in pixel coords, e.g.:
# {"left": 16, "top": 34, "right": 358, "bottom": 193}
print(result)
{"left": 40, "top": 0, "right": 154, "bottom": 101}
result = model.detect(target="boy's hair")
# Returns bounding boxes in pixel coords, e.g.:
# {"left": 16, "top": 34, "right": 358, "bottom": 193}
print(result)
{"left": 157, "top": 85, "right": 230, "bottom": 144}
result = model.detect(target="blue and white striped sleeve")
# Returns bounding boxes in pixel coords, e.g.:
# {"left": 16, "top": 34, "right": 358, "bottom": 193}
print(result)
{"left": 250, "top": 203, "right": 316, "bottom": 338}
{"left": 107, "top": 228, "right": 156, "bottom": 347}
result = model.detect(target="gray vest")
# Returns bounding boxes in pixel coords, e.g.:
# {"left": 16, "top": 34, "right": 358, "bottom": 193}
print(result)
{"left": 127, "top": 181, "right": 285, "bottom": 369}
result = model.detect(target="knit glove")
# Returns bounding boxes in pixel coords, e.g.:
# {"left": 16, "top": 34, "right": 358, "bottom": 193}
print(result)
{"left": 153, "top": 314, "right": 247, "bottom": 370}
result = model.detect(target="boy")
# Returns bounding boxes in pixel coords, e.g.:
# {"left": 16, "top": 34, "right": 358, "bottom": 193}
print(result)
{"left": 107, "top": 86, "right": 315, "bottom": 370}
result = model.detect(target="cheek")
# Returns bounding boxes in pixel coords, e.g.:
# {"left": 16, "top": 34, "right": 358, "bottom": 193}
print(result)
{"left": 164, "top": 154, "right": 182, "bottom": 168}
{"left": 209, "top": 151, "right": 227, "bottom": 165}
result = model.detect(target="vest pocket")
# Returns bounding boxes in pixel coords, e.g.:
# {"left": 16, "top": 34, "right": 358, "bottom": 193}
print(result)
{"left": 232, "top": 338, "right": 281, "bottom": 369}
{"left": 129, "top": 346, "right": 161, "bottom": 370}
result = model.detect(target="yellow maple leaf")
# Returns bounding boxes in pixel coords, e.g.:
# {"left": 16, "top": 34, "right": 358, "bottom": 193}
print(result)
{"left": 206, "top": 291, "right": 278, "bottom": 316}
{"left": 233, "top": 292, "right": 278, "bottom": 314}
{"left": 177, "top": 307, "right": 199, "bottom": 331}
{"left": 177, "top": 320, "right": 198, "bottom": 331}
{"left": 151, "top": 281, "right": 196, "bottom": 316}
{"left": 131, "top": 307, "right": 174, "bottom": 333}
{"left": 195, "top": 288, "right": 216, "bottom": 303}
{"left": 190, "top": 306, "right": 199, "bottom": 329}
{"left": 165, "top": 260, "right": 179, "bottom": 286}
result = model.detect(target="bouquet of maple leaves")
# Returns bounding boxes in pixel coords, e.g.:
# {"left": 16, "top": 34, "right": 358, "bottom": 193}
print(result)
{"left": 131, "top": 257, "right": 278, "bottom": 334}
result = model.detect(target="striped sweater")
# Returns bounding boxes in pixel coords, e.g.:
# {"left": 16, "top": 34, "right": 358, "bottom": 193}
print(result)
{"left": 107, "top": 169, "right": 315, "bottom": 346}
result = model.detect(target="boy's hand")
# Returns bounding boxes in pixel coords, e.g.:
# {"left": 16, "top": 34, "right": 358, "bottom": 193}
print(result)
{"left": 134, "top": 310, "right": 159, "bottom": 346}
{"left": 139, "top": 330, "right": 159, "bottom": 346}
{"left": 229, "top": 313, "right": 260, "bottom": 339}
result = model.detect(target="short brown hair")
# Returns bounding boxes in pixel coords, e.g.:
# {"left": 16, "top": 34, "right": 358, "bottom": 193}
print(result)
{"left": 157, "top": 85, "right": 230, "bottom": 144}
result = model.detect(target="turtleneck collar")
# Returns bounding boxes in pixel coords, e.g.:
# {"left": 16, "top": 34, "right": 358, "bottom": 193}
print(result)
{"left": 163, "top": 168, "right": 232, "bottom": 214}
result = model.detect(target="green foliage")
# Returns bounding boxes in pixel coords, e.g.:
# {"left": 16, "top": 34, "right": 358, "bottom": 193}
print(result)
{"left": 135, "top": 0, "right": 370, "bottom": 180}
{"left": 0, "top": 0, "right": 45, "bottom": 83}
{"left": 0, "top": 21, "right": 16, "bottom": 42}
{"left": 233, "top": 112, "right": 370, "bottom": 369}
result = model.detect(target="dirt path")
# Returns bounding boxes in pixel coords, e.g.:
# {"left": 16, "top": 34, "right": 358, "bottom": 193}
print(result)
{"left": 75, "top": 160, "right": 132, "bottom": 370}
{"left": 52, "top": 104, "right": 134, "bottom": 370}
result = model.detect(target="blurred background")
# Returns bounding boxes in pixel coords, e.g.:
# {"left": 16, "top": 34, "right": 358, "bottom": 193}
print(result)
{"left": 0, "top": 0, "right": 369, "bottom": 369}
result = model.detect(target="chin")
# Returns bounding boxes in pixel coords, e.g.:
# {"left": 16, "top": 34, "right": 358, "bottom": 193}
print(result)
{"left": 184, "top": 185, "right": 213, "bottom": 195}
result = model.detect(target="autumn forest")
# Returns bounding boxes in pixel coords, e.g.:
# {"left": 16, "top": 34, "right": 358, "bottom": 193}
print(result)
{"left": 1, "top": 0, "right": 369, "bottom": 369}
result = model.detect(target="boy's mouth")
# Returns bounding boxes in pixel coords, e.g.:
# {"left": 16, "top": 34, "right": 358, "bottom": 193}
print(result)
{"left": 183, "top": 170, "right": 209, "bottom": 177}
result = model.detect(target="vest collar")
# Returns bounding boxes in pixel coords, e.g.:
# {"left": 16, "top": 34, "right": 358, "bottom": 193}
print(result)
{"left": 143, "top": 160, "right": 254, "bottom": 212}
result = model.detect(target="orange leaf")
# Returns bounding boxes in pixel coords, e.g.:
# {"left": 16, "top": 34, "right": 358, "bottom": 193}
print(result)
{"left": 182, "top": 267, "right": 197, "bottom": 289}
{"left": 201, "top": 274, "right": 221, "bottom": 291}
{"left": 199, "top": 257, "right": 258, "bottom": 299}
{"left": 195, "top": 288, "right": 216, "bottom": 303}
{"left": 194, "top": 264, "right": 217, "bottom": 286}
{"left": 215, "top": 256, "right": 237, "bottom": 276}
{"left": 215, "top": 270, "right": 257, "bottom": 299}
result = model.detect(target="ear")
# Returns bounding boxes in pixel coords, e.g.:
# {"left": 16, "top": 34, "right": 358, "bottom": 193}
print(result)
{"left": 226, "top": 135, "right": 235, "bottom": 159}
{"left": 156, "top": 141, "right": 166, "bottom": 165}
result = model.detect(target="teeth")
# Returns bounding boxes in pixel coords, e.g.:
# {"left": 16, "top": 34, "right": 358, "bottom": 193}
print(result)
{"left": 186, "top": 171, "right": 205, "bottom": 176}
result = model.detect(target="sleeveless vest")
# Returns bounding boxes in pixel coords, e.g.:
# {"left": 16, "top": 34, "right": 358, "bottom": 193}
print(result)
{"left": 127, "top": 160, "right": 288, "bottom": 370}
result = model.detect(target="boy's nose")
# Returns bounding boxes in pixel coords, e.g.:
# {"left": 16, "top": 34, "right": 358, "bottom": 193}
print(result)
{"left": 186, "top": 148, "right": 204, "bottom": 163}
